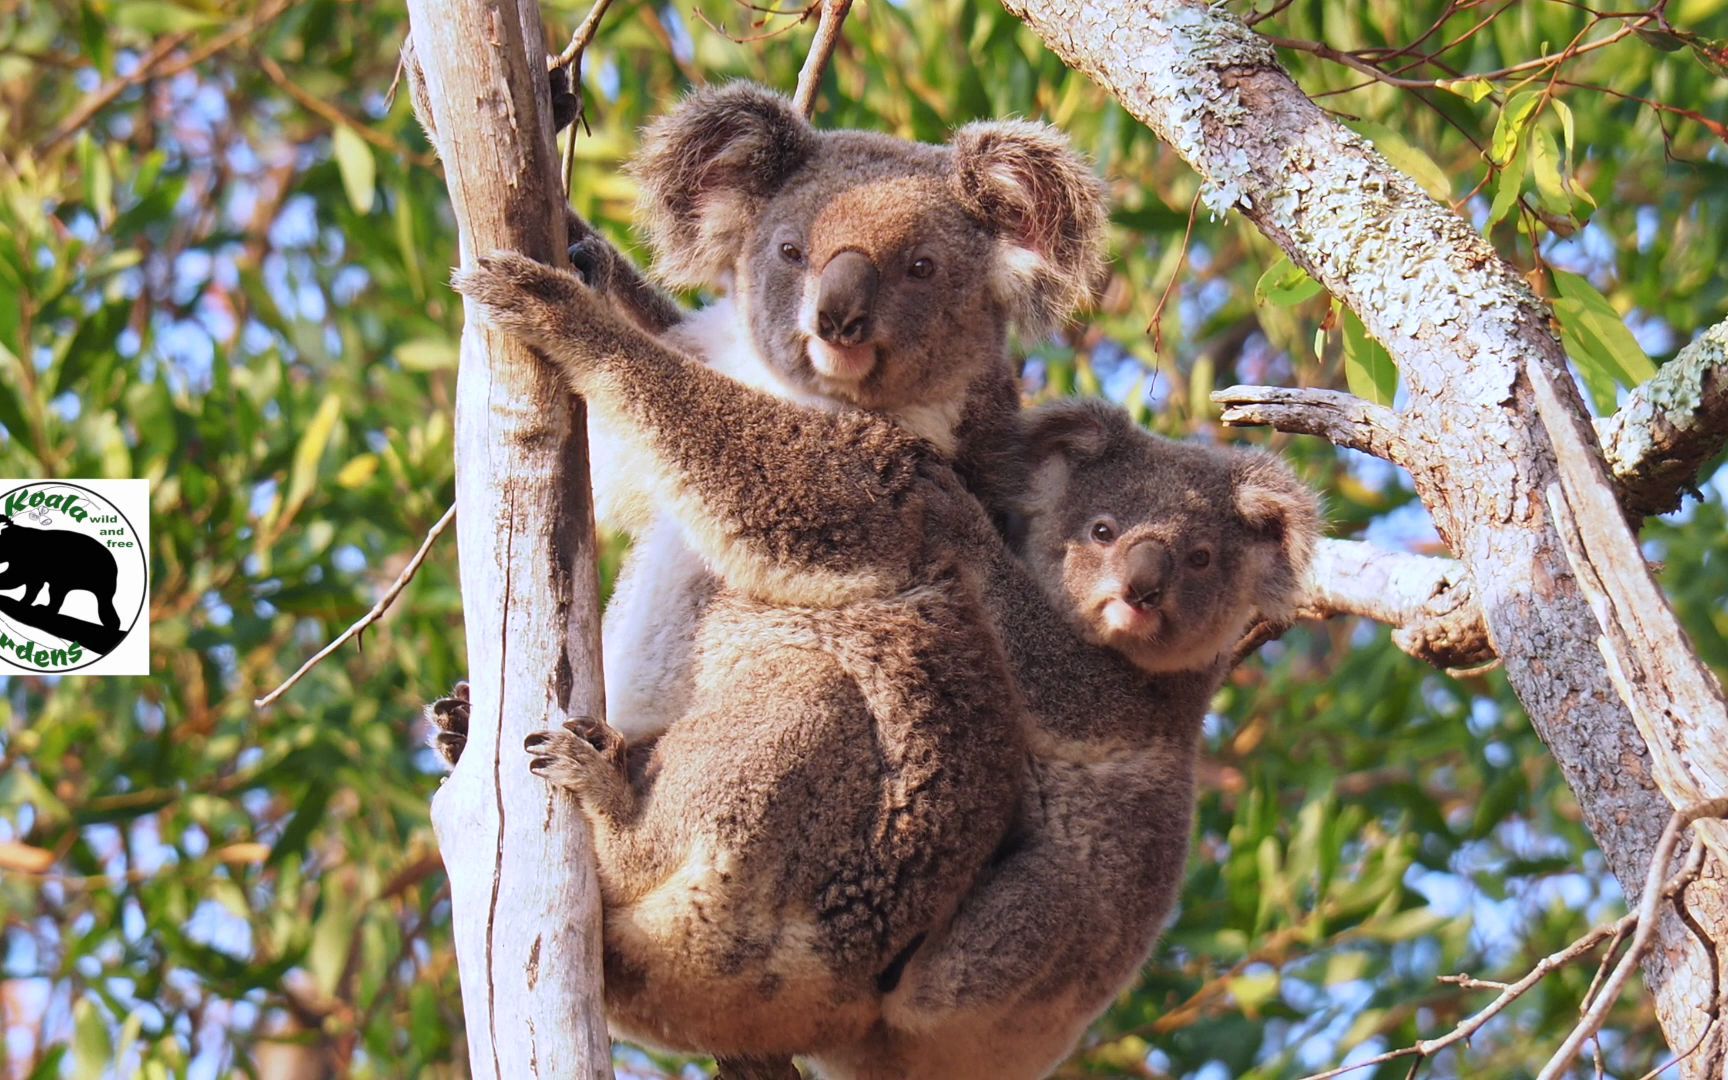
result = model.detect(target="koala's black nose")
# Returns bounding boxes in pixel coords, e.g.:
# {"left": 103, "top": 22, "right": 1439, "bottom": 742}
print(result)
{"left": 815, "top": 251, "right": 878, "bottom": 346}
{"left": 1123, "top": 539, "right": 1172, "bottom": 610}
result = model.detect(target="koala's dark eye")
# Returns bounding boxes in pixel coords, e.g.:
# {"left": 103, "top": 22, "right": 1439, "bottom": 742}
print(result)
{"left": 1187, "top": 547, "right": 1213, "bottom": 569}
{"left": 909, "top": 256, "right": 936, "bottom": 279}
{"left": 779, "top": 242, "right": 805, "bottom": 265}
{"left": 1089, "top": 519, "right": 1116, "bottom": 545}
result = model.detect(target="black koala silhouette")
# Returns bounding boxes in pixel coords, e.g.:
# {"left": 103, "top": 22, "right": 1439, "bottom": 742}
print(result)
{"left": 0, "top": 514, "right": 121, "bottom": 629}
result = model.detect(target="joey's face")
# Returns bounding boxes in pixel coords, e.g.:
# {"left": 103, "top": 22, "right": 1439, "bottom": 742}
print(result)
{"left": 1020, "top": 405, "right": 1319, "bottom": 677}
{"left": 737, "top": 139, "right": 1006, "bottom": 426}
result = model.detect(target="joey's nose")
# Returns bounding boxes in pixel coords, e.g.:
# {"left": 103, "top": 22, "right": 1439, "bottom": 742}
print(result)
{"left": 815, "top": 251, "right": 878, "bottom": 346}
{"left": 1123, "top": 539, "right": 1172, "bottom": 609}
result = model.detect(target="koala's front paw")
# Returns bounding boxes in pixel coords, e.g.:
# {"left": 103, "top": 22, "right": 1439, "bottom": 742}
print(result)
{"left": 525, "top": 716, "right": 633, "bottom": 819}
{"left": 565, "top": 235, "right": 616, "bottom": 294}
{"left": 424, "top": 681, "right": 470, "bottom": 768}
{"left": 451, "top": 251, "right": 591, "bottom": 349}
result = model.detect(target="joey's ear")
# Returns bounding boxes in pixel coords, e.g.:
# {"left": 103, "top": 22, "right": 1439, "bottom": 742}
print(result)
{"left": 1231, "top": 450, "right": 1322, "bottom": 619}
{"left": 630, "top": 83, "right": 818, "bottom": 288}
{"left": 948, "top": 120, "right": 1108, "bottom": 338}
{"left": 1023, "top": 398, "right": 1126, "bottom": 466}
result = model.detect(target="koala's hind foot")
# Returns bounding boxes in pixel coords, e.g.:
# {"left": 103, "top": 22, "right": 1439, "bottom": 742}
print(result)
{"left": 525, "top": 716, "right": 635, "bottom": 820}
{"left": 548, "top": 63, "right": 580, "bottom": 134}
{"left": 424, "top": 681, "right": 470, "bottom": 768}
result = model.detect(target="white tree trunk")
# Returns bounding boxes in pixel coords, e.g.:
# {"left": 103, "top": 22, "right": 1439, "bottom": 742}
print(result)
{"left": 1000, "top": 0, "right": 1728, "bottom": 1068}
{"left": 401, "top": 2, "right": 612, "bottom": 1075}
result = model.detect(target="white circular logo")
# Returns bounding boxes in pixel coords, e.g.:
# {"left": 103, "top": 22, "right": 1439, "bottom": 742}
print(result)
{"left": 0, "top": 482, "right": 148, "bottom": 673}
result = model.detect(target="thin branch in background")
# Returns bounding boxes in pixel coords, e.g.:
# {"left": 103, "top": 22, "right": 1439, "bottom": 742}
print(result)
{"left": 1538, "top": 798, "right": 1728, "bottom": 1080}
{"left": 553, "top": 0, "right": 616, "bottom": 195}
{"left": 1146, "top": 188, "right": 1203, "bottom": 360}
{"left": 691, "top": 4, "right": 818, "bottom": 46}
{"left": 1294, "top": 835, "right": 1713, "bottom": 1080}
{"left": 1633, "top": 1017, "right": 1722, "bottom": 1080}
{"left": 36, "top": 0, "right": 299, "bottom": 154}
{"left": 256, "top": 53, "right": 437, "bottom": 165}
{"left": 792, "top": 0, "right": 855, "bottom": 117}
{"left": 253, "top": 503, "right": 457, "bottom": 709}
{"left": 36, "top": 33, "right": 192, "bottom": 154}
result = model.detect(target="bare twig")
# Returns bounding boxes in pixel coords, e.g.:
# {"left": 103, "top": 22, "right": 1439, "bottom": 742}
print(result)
{"left": 1147, "top": 189, "right": 1203, "bottom": 360}
{"left": 1213, "top": 384, "right": 1411, "bottom": 466}
{"left": 692, "top": 4, "right": 818, "bottom": 45}
{"left": 1265, "top": 15, "right": 1647, "bottom": 95}
{"left": 792, "top": 0, "right": 854, "bottom": 116}
{"left": 254, "top": 503, "right": 457, "bottom": 708}
{"left": 1296, "top": 838, "right": 1713, "bottom": 1080}
{"left": 555, "top": 0, "right": 620, "bottom": 68}
{"left": 1538, "top": 798, "right": 1728, "bottom": 1080}
{"left": 552, "top": 0, "right": 616, "bottom": 195}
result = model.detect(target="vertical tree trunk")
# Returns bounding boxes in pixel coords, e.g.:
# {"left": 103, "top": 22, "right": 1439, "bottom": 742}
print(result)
{"left": 400, "top": 2, "right": 612, "bottom": 1076}
{"left": 998, "top": 0, "right": 1728, "bottom": 1068}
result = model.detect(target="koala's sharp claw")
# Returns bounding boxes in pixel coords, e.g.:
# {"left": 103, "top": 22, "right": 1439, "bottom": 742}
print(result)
{"left": 525, "top": 732, "right": 550, "bottom": 751}
{"left": 566, "top": 237, "right": 610, "bottom": 291}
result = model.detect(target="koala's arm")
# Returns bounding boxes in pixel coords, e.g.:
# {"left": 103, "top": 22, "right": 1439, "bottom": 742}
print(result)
{"left": 454, "top": 252, "right": 939, "bottom": 607}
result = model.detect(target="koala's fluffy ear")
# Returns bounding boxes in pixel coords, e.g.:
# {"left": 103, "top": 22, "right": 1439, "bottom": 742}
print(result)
{"left": 1023, "top": 398, "right": 1127, "bottom": 465}
{"left": 948, "top": 120, "right": 1108, "bottom": 338}
{"left": 1231, "top": 450, "right": 1322, "bottom": 620}
{"left": 630, "top": 83, "right": 818, "bottom": 287}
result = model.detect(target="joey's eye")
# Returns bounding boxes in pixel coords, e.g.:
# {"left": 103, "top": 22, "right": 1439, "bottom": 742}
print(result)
{"left": 1187, "top": 548, "right": 1212, "bottom": 569}
{"left": 779, "top": 242, "right": 805, "bottom": 265}
{"left": 909, "top": 257, "right": 936, "bottom": 279}
{"left": 1089, "top": 519, "right": 1116, "bottom": 544}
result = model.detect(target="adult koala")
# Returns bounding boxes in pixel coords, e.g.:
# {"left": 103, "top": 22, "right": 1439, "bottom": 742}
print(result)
{"left": 561, "top": 83, "right": 1107, "bottom": 740}
{"left": 424, "top": 83, "right": 1108, "bottom": 1065}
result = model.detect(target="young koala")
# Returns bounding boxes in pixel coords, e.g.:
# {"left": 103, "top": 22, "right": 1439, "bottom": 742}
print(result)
{"left": 563, "top": 83, "right": 1106, "bottom": 741}
{"left": 450, "top": 247, "right": 1029, "bottom": 1061}
{"left": 809, "top": 399, "right": 1322, "bottom": 1079}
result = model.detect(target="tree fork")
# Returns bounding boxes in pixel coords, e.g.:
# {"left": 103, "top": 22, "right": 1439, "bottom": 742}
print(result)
{"left": 1000, "top": 0, "right": 1728, "bottom": 1067}
{"left": 401, "top": 1, "right": 612, "bottom": 1076}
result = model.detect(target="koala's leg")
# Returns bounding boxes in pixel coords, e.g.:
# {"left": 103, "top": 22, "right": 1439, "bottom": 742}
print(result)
{"left": 522, "top": 718, "right": 674, "bottom": 898}
{"left": 454, "top": 252, "right": 941, "bottom": 607}
{"left": 423, "top": 681, "right": 470, "bottom": 768}
{"left": 41, "top": 581, "right": 63, "bottom": 613}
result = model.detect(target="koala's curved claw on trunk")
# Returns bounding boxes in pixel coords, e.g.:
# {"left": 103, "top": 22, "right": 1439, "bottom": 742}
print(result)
{"left": 524, "top": 727, "right": 636, "bottom": 822}
{"left": 422, "top": 681, "right": 470, "bottom": 769}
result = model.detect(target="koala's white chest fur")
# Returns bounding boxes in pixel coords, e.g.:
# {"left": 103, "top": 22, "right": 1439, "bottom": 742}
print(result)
{"left": 602, "top": 299, "right": 835, "bottom": 739}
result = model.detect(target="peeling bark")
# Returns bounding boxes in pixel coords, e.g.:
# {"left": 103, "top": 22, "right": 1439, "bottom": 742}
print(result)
{"left": 402, "top": 2, "right": 612, "bottom": 1076}
{"left": 1000, "top": 0, "right": 1728, "bottom": 1066}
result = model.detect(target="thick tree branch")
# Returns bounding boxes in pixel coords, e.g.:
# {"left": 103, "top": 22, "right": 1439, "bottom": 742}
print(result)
{"left": 1000, "top": 0, "right": 1727, "bottom": 1066}
{"left": 1599, "top": 317, "right": 1728, "bottom": 517}
{"left": 1298, "top": 539, "right": 1492, "bottom": 669}
{"left": 401, "top": 2, "right": 611, "bottom": 1076}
